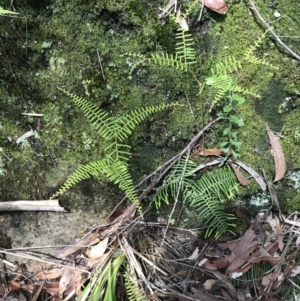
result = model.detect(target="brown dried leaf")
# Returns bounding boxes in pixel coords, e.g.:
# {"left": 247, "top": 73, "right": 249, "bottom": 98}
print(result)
{"left": 228, "top": 162, "right": 250, "bottom": 186}
{"left": 198, "top": 148, "right": 223, "bottom": 156}
{"left": 227, "top": 242, "right": 258, "bottom": 273}
{"left": 59, "top": 269, "right": 73, "bottom": 298}
{"left": 199, "top": 0, "right": 228, "bottom": 14}
{"left": 55, "top": 232, "right": 97, "bottom": 258}
{"left": 35, "top": 267, "right": 62, "bottom": 280}
{"left": 84, "top": 237, "right": 109, "bottom": 259}
{"left": 204, "top": 257, "right": 229, "bottom": 270}
{"left": 234, "top": 160, "right": 266, "bottom": 190}
{"left": 266, "top": 124, "right": 286, "bottom": 182}
{"left": 261, "top": 270, "right": 280, "bottom": 287}
{"left": 231, "top": 226, "right": 256, "bottom": 257}
{"left": 203, "top": 279, "right": 218, "bottom": 290}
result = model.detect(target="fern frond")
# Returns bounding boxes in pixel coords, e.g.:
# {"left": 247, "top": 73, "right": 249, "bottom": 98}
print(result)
{"left": 152, "top": 159, "right": 198, "bottom": 208}
{"left": 152, "top": 161, "right": 238, "bottom": 238}
{"left": 175, "top": 29, "right": 197, "bottom": 70}
{"left": 232, "top": 85, "right": 261, "bottom": 98}
{"left": 149, "top": 52, "right": 187, "bottom": 71}
{"left": 51, "top": 157, "right": 112, "bottom": 199}
{"left": 51, "top": 155, "right": 142, "bottom": 212}
{"left": 244, "top": 31, "right": 278, "bottom": 70}
{"left": 117, "top": 103, "right": 182, "bottom": 142}
{"left": 187, "top": 167, "right": 238, "bottom": 237}
{"left": 205, "top": 56, "right": 243, "bottom": 111}
{"left": 210, "top": 56, "right": 242, "bottom": 76}
{"left": 58, "top": 88, "right": 116, "bottom": 141}
{"left": 124, "top": 268, "right": 146, "bottom": 301}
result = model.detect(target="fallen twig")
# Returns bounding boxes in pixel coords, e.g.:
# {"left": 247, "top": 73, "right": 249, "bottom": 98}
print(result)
{"left": 249, "top": 0, "right": 300, "bottom": 61}
{"left": 0, "top": 199, "right": 66, "bottom": 212}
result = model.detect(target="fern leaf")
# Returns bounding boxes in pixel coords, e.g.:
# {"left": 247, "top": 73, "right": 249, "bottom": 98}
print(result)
{"left": 232, "top": 85, "right": 261, "bottom": 98}
{"left": 117, "top": 103, "right": 182, "bottom": 142}
{"left": 187, "top": 167, "right": 238, "bottom": 237}
{"left": 51, "top": 157, "right": 112, "bottom": 199}
{"left": 149, "top": 52, "right": 187, "bottom": 71}
{"left": 153, "top": 161, "right": 237, "bottom": 238}
{"left": 124, "top": 269, "right": 146, "bottom": 301}
{"left": 244, "top": 31, "right": 278, "bottom": 70}
{"left": 58, "top": 88, "right": 116, "bottom": 141}
{"left": 175, "top": 29, "right": 197, "bottom": 69}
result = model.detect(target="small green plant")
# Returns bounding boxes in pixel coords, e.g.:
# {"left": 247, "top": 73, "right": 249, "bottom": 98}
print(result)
{"left": 218, "top": 92, "right": 245, "bottom": 159}
{"left": 51, "top": 88, "right": 181, "bottom": 214}
{"left": 78, "top": 253, "right": 125, "bottom": 301}
{"left": 152, "top": 159, "right": 238, "bottom": 238}
{"left": 123, "top": 3, "right": 276, "bottom": 237}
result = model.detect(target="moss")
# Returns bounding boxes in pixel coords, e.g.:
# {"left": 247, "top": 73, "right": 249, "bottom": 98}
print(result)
{"left": 0, "top": 0, "right": 300, "bottom": 212}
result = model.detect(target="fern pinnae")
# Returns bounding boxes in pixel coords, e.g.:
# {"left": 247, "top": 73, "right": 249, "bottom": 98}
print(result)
{"left": 118, "top": 103, "right": 182, "bottom": 141}
{"left": 58, "top": 88, "right": 116, "bottom": 141}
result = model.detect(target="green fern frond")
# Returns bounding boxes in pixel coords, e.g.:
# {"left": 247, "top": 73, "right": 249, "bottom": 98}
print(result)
{"left": 232, "top": 85, "right": 261, "bottom": 98}
{"left": 117, "top": 103, "right": 182, "bottom": 142}
{"left": 58, "top": 87, "right": 116, "bottom": 141}
{"left": 51, "top": 157, "right": 112, "bottom": 199}
{"left": 152, "top": 159, "right": 198, "bottom": 208}
{"left": 205, "top": 56, "right": 243, "bottom": 111}
{"left": 187, "top": 167, "right": 238, "bottom": 237}
{"left": 149, "top": 52, "right": 187, "bottom": 71}
{"left": 125, "top": 27, "right": 196, "bottom": 72}
{"left": 153, "top": 161, "right": 237, "bottom": 238}
{"left": 124, "top": 269, "right": 146, "bottom": 301}
{"left": 210, "top": 56, "right": 242, "bottom": 76}
{"left": 175, "top": 29, "right": 197, "bottom": 70}
{"left": 244, "top": 31, "right": 278, "bottom": 70}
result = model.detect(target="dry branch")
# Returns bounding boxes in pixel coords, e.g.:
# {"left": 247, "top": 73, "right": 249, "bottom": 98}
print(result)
{"left": 0, "top": 199, "right": 67, "bottom": 212}
{"left": 249, "top": 0, "right": 300, "bottom": 61}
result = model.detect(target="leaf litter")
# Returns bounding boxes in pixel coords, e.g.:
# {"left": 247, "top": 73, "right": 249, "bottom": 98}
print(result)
{"left": 0, "top": 122, "right": 296, "bottom": 301}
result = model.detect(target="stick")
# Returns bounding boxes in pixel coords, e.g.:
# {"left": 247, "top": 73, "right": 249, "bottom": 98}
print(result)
{"left": 249, "top": 0, "right": 300, "bottom": 61}
{"left": 0, "top": 200, "right": 67, "bottom": 212}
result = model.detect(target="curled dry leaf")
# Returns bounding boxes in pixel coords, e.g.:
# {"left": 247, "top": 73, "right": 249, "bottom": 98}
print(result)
{"left": 35, "top": 267, "right": 62, "bottom": 280}
{"left": 228, "top": 161, "right": 250, "bottom": 186}
{"left": 199, "top": 0, "right": 228, "bottom": 14}
{"left": 84, "top": 237, "right": 109, "bottom": 259}
{"left": 266, "top": 124, "right": 286, "bottom": 182}
{"left": 234, "top": 160, "right": 266, "bottom": 191}
{"left": 198, "top": 148, "right": 223, "bottom": 156}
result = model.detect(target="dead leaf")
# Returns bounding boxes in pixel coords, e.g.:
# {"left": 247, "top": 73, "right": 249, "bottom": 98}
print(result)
{"left": 261, "top": 271, "right": 280, "bottom": 287}
{"left": 228, "top": 161, "right": 250, "bottom": 186}
{"left": 266, "top": 124, "right": 286, "bottom": 182}
{"left": 175, "top": 8, "right": 189, "bottom": 31}
{"left": 16, "top": 130, "right": 34, "bottom": 144}
{"left": 228, "top": 242, "right": 258, "bottom": 273}
{"left": 59, "top": 269, "right": 73, "bottom": 298}
{"left": 84, "top": 237, "right": 109, "bottom": 259}
{"left": 204, "top": 257, "right": 229, "bottom": 270}
{"left": 199, "top": 0, "right": 228, "bottom": 14}
{"left": 234, "top": 160, "right": 266, "bottom": 190}
{"left": 55, "top": 232, "right": 97, "bottom": 258}
{"left": 203, "top": 279, "right": 218, "bottom": 290}
{"left": 188, "top": 247, "right": 199, "bottom": 260}
{"left": 35, "top": 267, "right": 63, "bottom": 280}
{"left": 198, "top": 148, "right": 223, "bottom": 156}
{"left": 231, "top": 226, "right": 256, "bottom": 257}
